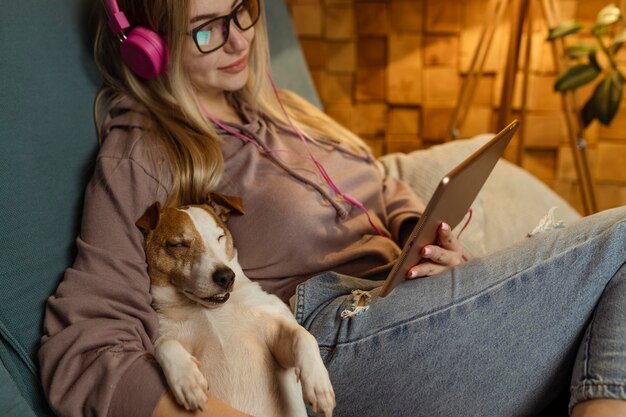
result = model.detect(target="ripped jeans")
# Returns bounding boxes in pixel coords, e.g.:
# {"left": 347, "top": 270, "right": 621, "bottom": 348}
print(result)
{"left": 293, "top": 206, "right": 626, "bottom": 417}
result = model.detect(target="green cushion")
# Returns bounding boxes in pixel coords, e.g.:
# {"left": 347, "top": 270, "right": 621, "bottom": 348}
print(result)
{"left": 0, "top": 355, "right": 37, "bottom": 417}
{"left": 0, "top": 0, "right": 100, "bottom": 415}
{"left": 265, "top": 1, "right": 322, "bottom": 108}
{"left": 0, "top": 0, "right": 319, "bottom": 415}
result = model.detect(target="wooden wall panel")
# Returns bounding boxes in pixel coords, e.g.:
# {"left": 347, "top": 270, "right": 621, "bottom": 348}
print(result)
{"left": 356, "top": 68, "right": 387, "bottom": 101}
{"left": 424, "top": 35, "right": 459, "bottom": 67}
{"left": 423, "top": 67, "right": 459, "bottom": 105}
{"left": 325, "top": 4, "right": 355, "bottom": 40}
{"left": 291, "top": 3, "right": 323, "bottom": 36}
{"left": 355, "top": 2, "right": 390, "bottom": 36}
{"left": 390, "top": 0, "right": 424, "bottom": 33}
{"left": 424, "top": 0, "right": 462, "bottom": 34}
{"left": 326, "top": 41, "right": 357, "bottom": 72}
{"left": 387, "top": 34, "right": 423, "bottom": 104}
{"left": 522, "top": 150, "right": 557, "bottom": 184}
{"left": 285, "top": 0, "right": 626, "bottom": 210}
{"left": 388, "top": 108, "right": 420, "bottom": 135}
{"left": 358, "top": 37, "right": 387, "bottom": 67}
{"left": 596, "top": 143, "right": 626, "bottom": 182}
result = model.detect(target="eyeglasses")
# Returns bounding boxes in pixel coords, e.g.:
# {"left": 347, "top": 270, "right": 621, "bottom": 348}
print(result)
{"left": 190, "top": 0, "right": 261, "bottom": 54}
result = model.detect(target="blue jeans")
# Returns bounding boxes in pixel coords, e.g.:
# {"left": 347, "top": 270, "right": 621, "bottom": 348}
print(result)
{"left": 293, "top": 206, "right": 626, "bottom": 416}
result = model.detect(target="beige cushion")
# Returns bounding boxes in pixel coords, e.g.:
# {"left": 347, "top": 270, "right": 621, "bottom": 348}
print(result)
{"left": 379, "top": 135, "right": 582, "bottom": 257}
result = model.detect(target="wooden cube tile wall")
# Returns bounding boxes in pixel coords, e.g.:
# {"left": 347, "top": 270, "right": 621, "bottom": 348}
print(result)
{"left": 285, "top": 0, "right": 626, "bottom": 212}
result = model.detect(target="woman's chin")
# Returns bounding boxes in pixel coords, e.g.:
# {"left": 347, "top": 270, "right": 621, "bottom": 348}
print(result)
{"left": 220, "top": 71, "right": 250, "bottom": 91}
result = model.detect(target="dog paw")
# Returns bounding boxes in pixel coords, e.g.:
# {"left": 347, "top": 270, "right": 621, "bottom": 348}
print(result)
{"left": 297, "top": 362, "right": 336, "bottom": 417}
{"left": 166, "top": 355, "right": 210, "bottom": 411}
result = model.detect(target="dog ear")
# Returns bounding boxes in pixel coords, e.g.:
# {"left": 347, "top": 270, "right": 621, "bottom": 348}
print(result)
{"left": 136, "top": 202, "right": 161, "bottom": 236}
{"left": 206, "top": 192, "right": 245, "bottom": 222}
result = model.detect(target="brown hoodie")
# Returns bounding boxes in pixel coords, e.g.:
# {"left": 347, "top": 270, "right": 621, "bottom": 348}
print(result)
{"left": 39, "top": 95, "right": 424, "bottom": 417}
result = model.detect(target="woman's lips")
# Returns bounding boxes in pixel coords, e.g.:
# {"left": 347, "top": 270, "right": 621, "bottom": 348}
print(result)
{"left": 218, "top": 56, "right": 248, "bottom": 73}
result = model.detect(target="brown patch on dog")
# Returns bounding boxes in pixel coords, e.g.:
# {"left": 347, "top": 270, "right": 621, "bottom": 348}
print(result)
{"left": 136, "top": 202, "right": 161, "bottom": 235}
{"left": 142, "top": 208, "right": 206, "bottom": 288}
{"left": 207, "top": 192, "right": 245, "bottom": 222}
{"left": 184, "top": 204, "right": 237, "bottom": 261}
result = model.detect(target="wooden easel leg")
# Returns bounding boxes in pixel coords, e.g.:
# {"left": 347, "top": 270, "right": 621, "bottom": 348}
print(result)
{"left": 540, "top": 0, "right": 598, "bottom": 214}
{"left": 517, "top": 0, "right": 534, "bottom": 165}
{"left": 450, "top": 0, "right": 598, "bottom": 214}
{"left": 448, "top": 0, "right": 506, "bottom": 140}
{"left": 497, "top": 0, "right": 530, "bottom": 131}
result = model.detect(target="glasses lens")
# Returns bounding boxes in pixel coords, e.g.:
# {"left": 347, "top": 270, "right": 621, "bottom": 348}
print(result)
{"left": 195, "top": 18, "right": 227, "bottom": 52}
{"left": 194, "top": 0, "right": 260, "bottom": 53}
{"left": 235, "top": 0, "right": 260, "bottom": 30}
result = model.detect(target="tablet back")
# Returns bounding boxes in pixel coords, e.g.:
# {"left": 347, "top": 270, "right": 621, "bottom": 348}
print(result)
{"left": 379, "top": 120, "right": 520, "bottom": 297}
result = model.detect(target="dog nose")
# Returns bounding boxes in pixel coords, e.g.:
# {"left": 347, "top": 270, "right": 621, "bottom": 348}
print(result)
{"left": 212, "top": 267, "right": 235, "bottom": 290}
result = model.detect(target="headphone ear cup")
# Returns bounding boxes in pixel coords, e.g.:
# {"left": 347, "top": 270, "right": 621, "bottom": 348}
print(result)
{"left": 120, "top": 27, "right": 168, "bottom": 79}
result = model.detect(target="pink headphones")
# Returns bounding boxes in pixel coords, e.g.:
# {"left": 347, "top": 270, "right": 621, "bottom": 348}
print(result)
{"left": 104, "top": 0, "right": 168, "bottom": 79}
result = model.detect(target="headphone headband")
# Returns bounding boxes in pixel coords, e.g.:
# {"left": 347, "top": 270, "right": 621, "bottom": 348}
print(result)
{"left": 103, "top": 0, "right": 168, "bottom": 79}
{"left": 104, "top": 0, "right": 129, "bottom": 34}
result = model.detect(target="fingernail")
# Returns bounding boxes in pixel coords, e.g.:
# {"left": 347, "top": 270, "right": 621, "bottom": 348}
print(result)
{"left": 422, "top": 247, "right": 431, "bottom": 256}
{"left": 441, "top": 223, "right": 450, "bottom": 232}
{"left": 408, "top": 270, "right": 417, "bottom": 278}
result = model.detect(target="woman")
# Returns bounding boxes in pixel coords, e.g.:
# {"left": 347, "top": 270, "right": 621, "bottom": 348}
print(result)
{"left": 39, "top": 0, "right": 626, "bottom": 416}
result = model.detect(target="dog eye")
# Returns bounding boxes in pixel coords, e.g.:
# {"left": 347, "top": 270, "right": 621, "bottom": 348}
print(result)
{"left": 166, "top": 241, "right": 189, "bottom": 248}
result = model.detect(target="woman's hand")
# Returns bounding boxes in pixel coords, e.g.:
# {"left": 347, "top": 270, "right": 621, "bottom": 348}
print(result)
{"left": 407, "top": 222, "right": 467, "bottom": 279}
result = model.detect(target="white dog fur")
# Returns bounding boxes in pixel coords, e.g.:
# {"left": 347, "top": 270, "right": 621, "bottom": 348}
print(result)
{"left": 136, "top": 200, "right": 335, "bottom": 417}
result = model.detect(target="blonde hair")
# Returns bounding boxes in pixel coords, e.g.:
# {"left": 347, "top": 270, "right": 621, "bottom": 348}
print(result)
{"left": 94, "top": 0, "right": 370, "bottom": 207}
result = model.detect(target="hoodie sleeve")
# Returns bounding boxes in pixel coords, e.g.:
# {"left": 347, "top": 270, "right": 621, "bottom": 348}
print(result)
{"left": 39, "top": 136, "right": 170, "bottom": 417}
{"left": 383, "top": 176, "right": 425, "bottom": 244}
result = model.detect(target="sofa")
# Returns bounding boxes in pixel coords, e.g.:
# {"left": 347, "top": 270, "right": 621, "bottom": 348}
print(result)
{"left": 0, "top": 0, "right": 580, "bottom": 416}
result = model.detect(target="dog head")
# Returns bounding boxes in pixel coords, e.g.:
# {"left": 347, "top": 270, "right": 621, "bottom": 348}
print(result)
{"left": 136, "top": 194, "right": 245, "bottom": 308}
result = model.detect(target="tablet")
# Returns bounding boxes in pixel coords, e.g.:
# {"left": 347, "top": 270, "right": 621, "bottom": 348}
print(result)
{"left": 379, "top": 120, "right": 520, "bottom": 297}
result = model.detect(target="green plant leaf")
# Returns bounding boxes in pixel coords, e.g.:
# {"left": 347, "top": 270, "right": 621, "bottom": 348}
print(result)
{"left": 554, "top": 64, "right": 601, "bottom": 91}
{"left": 566, "top": 44, "right": 598, "bottom": 59}
{"left": 611, "top": 28, "right": 626, "bottom": 53}
{"left": 547, "top": 22, "right": 583, "bottom": 40}
{"left": 588, "top": 51, "right": 601, "bottom": 71}
{"left": 583, "top": 70, "right": 624, "bottom": 126}
{"left": 581, "top": 95, "right": 597, "bottom": 127}
{"left": 592, "top": 25, "right": 609, "bottom": 36}
{"left": 613, "top": 28, "right": 626, "bottom": 44}
{"left": 595, "top": 4, "right": 622, "bottom": 27}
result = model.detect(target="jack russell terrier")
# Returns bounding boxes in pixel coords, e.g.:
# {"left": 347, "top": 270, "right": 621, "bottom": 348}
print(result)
{"left": 136, "top": 194, "right": 335, "bottom": 417}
